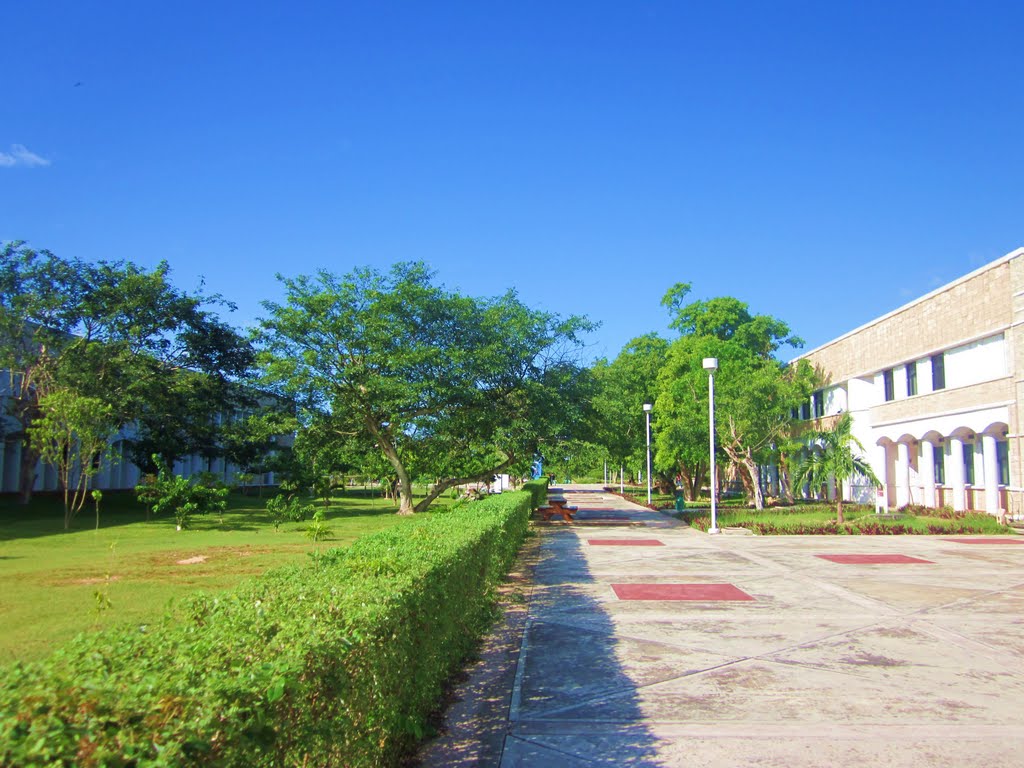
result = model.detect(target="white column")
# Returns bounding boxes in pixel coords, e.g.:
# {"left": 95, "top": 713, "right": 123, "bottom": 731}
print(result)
{"left": 874, "top": 443, "right": 889, "bottom": 508}
{"left": 949, "top": 436, "right": 966, "bottom": 512}
{"left": 896, "top": 441, "right": 911, "bottom": 508}
{"left": 982, "top": 434, "right": 1001, "bottom": 516}
{"left": 920, "top": 441, "right": 936, "bottom": 508}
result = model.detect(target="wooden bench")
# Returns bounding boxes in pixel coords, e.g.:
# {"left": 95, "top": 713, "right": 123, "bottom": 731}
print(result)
{"left": 537, "top": 497, "right": 578, "bottom": 522}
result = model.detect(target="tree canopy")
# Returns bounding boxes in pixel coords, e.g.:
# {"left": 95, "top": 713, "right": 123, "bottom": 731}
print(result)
{"left": 590, "top": 333, "right": 669, "bottom": 487}
{"left": 1, "top": 242, "right": 259, "bottom": 502}
{"left": 659, "top": 284, "right": 814, "bottom": 508}
{"left": 256, "top": 262, "right": 594, "bottom": 513}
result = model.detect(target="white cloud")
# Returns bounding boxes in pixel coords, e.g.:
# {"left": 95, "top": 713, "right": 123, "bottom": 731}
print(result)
{"left": 0, "top": 144, "right": 51, "bottom": 168}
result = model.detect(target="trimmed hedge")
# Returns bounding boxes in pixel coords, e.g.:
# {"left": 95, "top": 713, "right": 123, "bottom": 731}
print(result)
{"left": 521, "top": 477, "right": 549, "bottom": 510}
{"left": 0, "top": 489, "right": 539, "bottom": 767}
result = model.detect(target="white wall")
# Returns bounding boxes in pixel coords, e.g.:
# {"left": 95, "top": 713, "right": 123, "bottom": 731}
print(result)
{"left": 848, "top": 376, "right": 878, "bottom": 411}
{"left": 825, "top": 384, "right": 847, "bottom": 415}
{"left": 945, "top": 333, "right": 1006, "bottom": 390}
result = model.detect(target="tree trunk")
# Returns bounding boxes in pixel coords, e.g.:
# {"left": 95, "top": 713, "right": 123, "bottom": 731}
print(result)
{"left": 17, "top": 440, "right": 39, "bottom": 505}
{"left": 655, "top": 474, "right": 674, "bottom": 495}
{"left": 777, "top": 453, "right": 795, "bottom": 504}
{"left": 365, "top": 418, "right": 415, "bottom": 515}
{"left": 413, "top": 455, "right": 515, "bottom": 512}
{"left": 722, "top": 438, "right": 765, "bottom": 511}
{"left": 836, "top": 496, "right": 845, "bottom": 525}
{"left": 680, "top": 462, "right": 705, "bottom": 501}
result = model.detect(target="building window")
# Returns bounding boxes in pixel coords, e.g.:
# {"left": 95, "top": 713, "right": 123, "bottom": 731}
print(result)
{"left": 963, "top": 443, "right": 975, "bottom": 485}
{"left": 883, "top": 369, "right": 895, "bottom": 402}
{"left": 933, "top": 444, "right": 945, "bottom": 485}
{"left": 997, "top": 440, "right": 1009, "bottom": 485}
{"left": 932, "top": 353, "right": 945, "bottom": 390}
{"left": 790, "top": 407, "right": 799, "bottom": 420}
{"left": 906, "top": 363, "right": 917, "bottom": 396}
{"left": 812, "top": 390, "right": 824, "bottom": 418}
{"left": 800, "top": 401, "right": 810, "bottom": 420}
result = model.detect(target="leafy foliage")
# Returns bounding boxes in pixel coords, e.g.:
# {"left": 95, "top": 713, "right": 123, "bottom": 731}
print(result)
{"left": 28, "top": 389, "right": 117, "bottom": 529}
{"left": 256, "top": 262, "right": 592, "bottom": 513}
{"left": 304, "top": 508, "right": 333, "bottom": 541}
{"left": 135, "top": 459, "right": 229, "bottom": 530}
{"left": 266, "top": 492, "right": 315, "bottom": 529}
{"left": 590, "top": 334, "right": 668, "bottom": 485}
{"left": 654, "top": 296, "right": 814, "bottom": 507}
{"left": 790, "top": 412, "right": 878, "bottom": 523}
{"left": 0, "top": 242, "right": 257, "bottom": 503}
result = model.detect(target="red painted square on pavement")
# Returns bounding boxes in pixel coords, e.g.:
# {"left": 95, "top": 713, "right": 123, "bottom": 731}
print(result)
{"left": 612, "top": 583, "right": 754, "bottom": 601}
{"left": 588, "top": 539, "right": 664, "bottom": 546}
{"left": 942, "top": 538, "right": 1024, "bottom": 545}
{"left": 815, "top": 554, "right": 934, "bottom": 564}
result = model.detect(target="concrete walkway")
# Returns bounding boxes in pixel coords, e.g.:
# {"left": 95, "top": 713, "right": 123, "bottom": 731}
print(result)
{"left": 418, "top": 485, "right": 1024, "bottom": 767}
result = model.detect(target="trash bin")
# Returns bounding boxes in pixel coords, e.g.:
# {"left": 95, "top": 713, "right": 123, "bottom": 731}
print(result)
{"left": 674, "top": 492, "right": 686, "bottom": 512}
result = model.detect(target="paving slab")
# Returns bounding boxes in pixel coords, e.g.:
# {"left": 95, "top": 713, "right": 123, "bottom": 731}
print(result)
{"left": 417, "top": 485, "right": 1024, "bottom": 767}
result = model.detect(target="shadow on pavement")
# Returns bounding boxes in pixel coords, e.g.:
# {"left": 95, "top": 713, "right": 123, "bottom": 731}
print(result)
{"left": 419, "top": 489, "right": 666, "bottom": 767}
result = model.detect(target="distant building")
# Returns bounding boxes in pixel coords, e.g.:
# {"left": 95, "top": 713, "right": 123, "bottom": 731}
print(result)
{"left": 0, "top": 387, "right": 289, "bottom": 495}
{"left": 791, "top": 246, "right": 1024, "bottom": 517}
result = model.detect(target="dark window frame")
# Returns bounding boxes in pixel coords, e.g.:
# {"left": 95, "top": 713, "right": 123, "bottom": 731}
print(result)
{"left": 883, "top": 369, "right": 895, "bottom": 402}
{"left": 933, "top": 443, "right": 945, "bottom": 485}
{"left": 997, "top": 440, "right": 1010, "bottom": 486}
{"left": 906, "top": 362, "right": 917, "bottom": 397}
{"left": 931, "top": 353, "right": 945, "bottom": 391}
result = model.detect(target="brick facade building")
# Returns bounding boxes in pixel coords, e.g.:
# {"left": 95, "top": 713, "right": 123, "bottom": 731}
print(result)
{"left": 793, "top": 246, "right": 1024, "bottom": 517}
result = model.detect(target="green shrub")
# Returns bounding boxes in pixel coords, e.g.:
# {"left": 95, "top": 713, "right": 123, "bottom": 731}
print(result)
{"left": 305, "top": 508, "right": 333, "bottom": 541}
{"left": 266, "top": 493, "right": 315, "bottom": 530}
{"left": 136, "top": 464, "right": 229, "bottom": 531}
{"left": 522, "top": 477, "right": 549, "bottom": 509}
{"left": 0, "top": 490, "right": 534, "bottom": 767}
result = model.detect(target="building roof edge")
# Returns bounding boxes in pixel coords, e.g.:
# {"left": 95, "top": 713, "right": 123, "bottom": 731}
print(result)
{"left": 791, "top": 246, "right": 1024, "bottom": 365}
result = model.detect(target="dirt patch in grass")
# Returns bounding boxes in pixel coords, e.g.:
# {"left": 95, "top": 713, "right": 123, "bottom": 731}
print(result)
{"left": 67, "top": 575, "right": 122, "bottom": 585}
{"left": 44, "top": 544, "right": 312, "bottom": 588}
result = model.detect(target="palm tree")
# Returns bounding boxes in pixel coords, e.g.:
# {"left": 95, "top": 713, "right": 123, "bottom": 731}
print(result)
{"left": 790, "top": 412, "right": 878, "bottom": 524}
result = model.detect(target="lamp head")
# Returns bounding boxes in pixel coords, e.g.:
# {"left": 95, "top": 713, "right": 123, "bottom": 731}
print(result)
{"left": 702, "top": 357, "right": 719, "bottom": 371}
{"left": 642, "top": 403, "right": 653, "bottom": 412}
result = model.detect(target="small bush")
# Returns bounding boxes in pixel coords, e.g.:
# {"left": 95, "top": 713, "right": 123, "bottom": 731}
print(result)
{"left": 266, "top": 493, "right": 315, "bottom": 529}
{"left": 135, "top": 463, "right": 229, "bottom": 530}
{"left": 305, "top": 508, "right": 333, "bottom": 541}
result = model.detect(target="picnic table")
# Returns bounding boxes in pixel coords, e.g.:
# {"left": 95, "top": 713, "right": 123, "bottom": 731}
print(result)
{"left": 538, "top": 495, "right": 578, "bottom": 522}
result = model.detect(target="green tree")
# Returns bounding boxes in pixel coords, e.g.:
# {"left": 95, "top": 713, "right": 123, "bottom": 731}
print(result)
{"left": 29, "top": 389, "right": 117, "bottom": 529}
{"left": 256, "top": 262, "right": 593, "bottom": 514}
{"left": 1, "top": 242, "right": 254, "bottom": 502}
{"left": 135, "top": 458, "right": 229, "bottom": 531}
{"left": 590, "top": 334, "right": 670, "bottom": 488}
{"left": 654, "top": 283, "right": 812, "bottom": 509}
{"left": 790, "top": 412, "right": 878, "bottom": 524}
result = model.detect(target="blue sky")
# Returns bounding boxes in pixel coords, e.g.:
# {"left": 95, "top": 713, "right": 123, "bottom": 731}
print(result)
{"left": 3, "top": 1, "right": 1022, "bottom": 362}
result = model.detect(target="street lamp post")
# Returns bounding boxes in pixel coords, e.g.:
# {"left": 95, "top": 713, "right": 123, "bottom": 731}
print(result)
{"left": 703, "top": 358, "right": 720, "bottom": 534}
{"left": 643, "top": 403, "right": 653, "bottom": 505}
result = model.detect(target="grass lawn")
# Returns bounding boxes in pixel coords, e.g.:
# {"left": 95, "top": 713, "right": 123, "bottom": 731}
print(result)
{"left": 0, "top": 486, "right": 447, "bottom": 664}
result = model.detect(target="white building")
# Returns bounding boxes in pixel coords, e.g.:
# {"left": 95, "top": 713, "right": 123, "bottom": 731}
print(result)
{"left": 1, "top": 395, "right": 287, "bottom": 495}
{"left": 792, "top": 246, "right": 1024, "bottom": 518}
